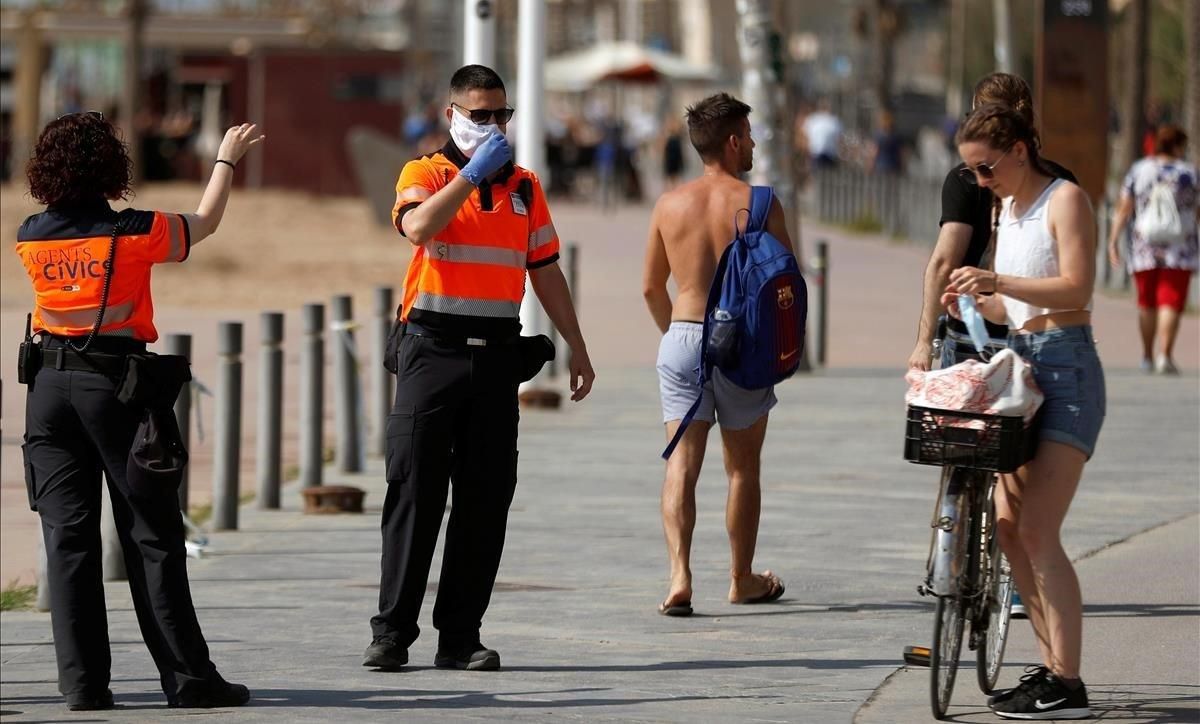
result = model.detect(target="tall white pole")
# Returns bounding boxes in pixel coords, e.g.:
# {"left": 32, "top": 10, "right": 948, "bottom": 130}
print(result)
{"left": 516, "top": 0, "right": 547, "bottom": 178}
{"left": 993, "top": 0, "right": 1014, "bottom": 73}
{"left": 463, "top": 0, "right": 496, "bottom": 67}
{"left": 518, "top": 0, "right": 547, "bottom": 339}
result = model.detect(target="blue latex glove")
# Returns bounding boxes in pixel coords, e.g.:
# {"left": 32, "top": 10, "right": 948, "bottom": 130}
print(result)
{"left": 459, "top": 132, "right": 512, "bottom": 186}
{"left": 957, "top": 294, "right": 990, "bottom": 354}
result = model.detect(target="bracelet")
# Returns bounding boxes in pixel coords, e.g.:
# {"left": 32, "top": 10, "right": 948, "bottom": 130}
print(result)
{"left": 992, "top": 271, "right": 1000, "bottom": 294}
{"left": 215, "top": 159, "right": 236, "bottom": 170}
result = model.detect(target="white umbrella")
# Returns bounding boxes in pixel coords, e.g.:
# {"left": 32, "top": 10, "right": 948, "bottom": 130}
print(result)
{"left": 543, "top": 40, "right": 719, "bottom": 92}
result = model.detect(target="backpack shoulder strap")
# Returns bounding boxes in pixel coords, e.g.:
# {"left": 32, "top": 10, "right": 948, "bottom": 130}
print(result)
{"left": 660, "top": 242, "right": 736, "bottom": 461}
{"left": 748, "top": 186, "right": 774, "bottom": 233}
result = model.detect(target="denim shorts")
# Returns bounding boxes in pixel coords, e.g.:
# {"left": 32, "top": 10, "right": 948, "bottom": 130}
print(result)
{"left": 1008, "top": 325, "right": 1106, "bottom": 459}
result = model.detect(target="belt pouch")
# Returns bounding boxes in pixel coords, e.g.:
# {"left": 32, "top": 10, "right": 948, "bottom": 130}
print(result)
{"left": 115, "top": 353, "right": 192, "bottom": 408}
{"left": 515, "top": 334, "right": 556, "bottom": 383}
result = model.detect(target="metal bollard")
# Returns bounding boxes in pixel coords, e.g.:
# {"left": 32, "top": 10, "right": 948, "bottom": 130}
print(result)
{"left": 101, "top": 484, "right": 126, "bottom": 580}
{"left": 372, "top": 287, "right": 395, "bottom": 459}
{"left": 813, "top": 240, "right": 829, "bottom": 367}
{"left": 212, "top": 321, "right": 243, "bottom": 531}
{"left": 300, "top": 304, "right": 325, "bottom": 488}
{"left": 257, "top": 312, "right": 284, "bottom": 509}
{"left": 165, "top": 334, "right": 192, "bottom": 512}
{"left": 332, "top": 295, "right": 363, "bottom": 473}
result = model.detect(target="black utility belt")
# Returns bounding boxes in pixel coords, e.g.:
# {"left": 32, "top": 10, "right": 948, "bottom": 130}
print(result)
{"left": 39, "top": 346, "right": 129, "bottom": 376}
{"left": 405, "top": 322, "right": 518, "bottom": 348}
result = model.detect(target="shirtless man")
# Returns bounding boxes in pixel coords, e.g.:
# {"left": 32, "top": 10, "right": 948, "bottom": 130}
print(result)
{"left": 642, "top": 93, "right": 798, "bottom": 616}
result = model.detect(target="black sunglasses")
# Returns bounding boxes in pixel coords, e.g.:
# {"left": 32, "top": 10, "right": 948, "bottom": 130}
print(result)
{"left": 57, "top": 110, "right": 104, "bottom": 121}
{"left": 959, "top": 146, "right": 1010, "bottom": 182}
{"left": 452, "top": 103, "right": 514, "bottom": 125}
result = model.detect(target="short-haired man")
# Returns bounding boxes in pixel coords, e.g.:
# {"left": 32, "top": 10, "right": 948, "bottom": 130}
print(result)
{"left": 642, "top": 93, "right": 795, "bottom": 616}
{"left": 364, "top": 65, "right": 594, "bottom": 671}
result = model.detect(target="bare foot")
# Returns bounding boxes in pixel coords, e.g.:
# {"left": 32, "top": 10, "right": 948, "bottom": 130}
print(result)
{"left": 729, "top": 570, "right": 785, "bottom": 604}
{"left": 660, "top": 581, "right": 692, "bottom": 610}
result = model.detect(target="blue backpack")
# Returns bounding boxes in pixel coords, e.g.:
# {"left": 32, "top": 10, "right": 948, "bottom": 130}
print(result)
{"left": 662, "top": 186, "right": 807, "bottom": 460}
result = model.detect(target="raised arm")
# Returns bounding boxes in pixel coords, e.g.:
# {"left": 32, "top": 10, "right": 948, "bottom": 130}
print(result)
{"left": 402, "top": 133, "right": 512, "bottom": 244}
{"left": 642, "top": 202, "right": 673, "bottom": 334}
{"left": 182, "top": 123, "right": 264, "bottom": 246}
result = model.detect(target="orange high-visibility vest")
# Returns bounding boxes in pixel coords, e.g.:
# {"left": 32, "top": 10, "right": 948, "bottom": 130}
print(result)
{"left": 392, "top": 141, "right": 560, "bottom": 338}
{"left": 16, "top": 204, "right": 189, "bottom": 342}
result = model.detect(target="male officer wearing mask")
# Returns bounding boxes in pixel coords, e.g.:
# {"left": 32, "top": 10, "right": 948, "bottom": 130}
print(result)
{"left": 363, "top": 64, "right": 595, "bottom": 672}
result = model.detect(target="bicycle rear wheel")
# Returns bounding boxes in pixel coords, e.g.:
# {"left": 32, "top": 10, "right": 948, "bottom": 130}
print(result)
{"left": 930, "top": 594, "right": 965, "bottom": 719}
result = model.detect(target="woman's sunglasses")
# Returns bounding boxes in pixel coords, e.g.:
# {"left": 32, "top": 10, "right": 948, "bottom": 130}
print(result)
{"left": 960, "top": 147, "right": 1010, "bottom": 182}
{"left": 452, "top": 103, "right": 515, "bottom": 125}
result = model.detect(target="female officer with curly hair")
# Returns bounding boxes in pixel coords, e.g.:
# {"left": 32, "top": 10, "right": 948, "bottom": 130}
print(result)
{"left": 16, "top": 112, "right": 262, "bottom": 712}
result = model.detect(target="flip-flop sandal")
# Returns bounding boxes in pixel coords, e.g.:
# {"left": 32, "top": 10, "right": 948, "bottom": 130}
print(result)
{"left": 658, "top": 600, "right": 693, "bottom": 617}
{"left": 733, "top": 578, "right": 785, "bottom": 605}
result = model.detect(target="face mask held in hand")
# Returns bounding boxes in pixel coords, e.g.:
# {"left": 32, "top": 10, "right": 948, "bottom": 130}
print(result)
{"left": 957, "top": 294, "right": 991, "bottom": 354}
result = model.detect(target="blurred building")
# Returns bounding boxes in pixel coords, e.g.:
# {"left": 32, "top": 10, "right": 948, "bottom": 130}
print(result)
{"left": 1, "top": 0, "right": 957, "bottom": 194}
{"left": 0, "top": 0, "right": 429, "bottom": 194}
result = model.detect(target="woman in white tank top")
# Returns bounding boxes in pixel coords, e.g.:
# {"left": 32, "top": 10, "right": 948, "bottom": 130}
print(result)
{"left": 936, "top": 104, "right": 1105, "bottom": 720}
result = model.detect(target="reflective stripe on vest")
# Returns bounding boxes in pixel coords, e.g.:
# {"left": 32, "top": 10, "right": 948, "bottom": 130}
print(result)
{"left": 529, "top": 222, "right": 557, "bottom": 250}
{"left": 40, "top": 301, "right": 136, "bottom": 331}
{"left": 412, "top": 291, "right": 521, "bottom": 318}
{"left": 421, "top": 240, "right": 526, "bottom": 269}
{"left": 397, "top": 185, "right": 432, "bottom": 204}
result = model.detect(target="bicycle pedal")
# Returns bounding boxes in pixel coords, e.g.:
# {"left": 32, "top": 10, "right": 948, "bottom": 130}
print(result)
{"left": 903, "top": 645, "right": 931, "bottom": 667}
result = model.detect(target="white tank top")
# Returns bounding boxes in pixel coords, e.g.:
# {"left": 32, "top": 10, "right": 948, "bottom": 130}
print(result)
{"left": 994, "top": 178, "right": 1092, "bottom": 329}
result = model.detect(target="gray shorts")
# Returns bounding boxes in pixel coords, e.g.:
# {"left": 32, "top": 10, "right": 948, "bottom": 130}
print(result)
{"left": 657, "top": 322, "right": 777, "bottom": 430}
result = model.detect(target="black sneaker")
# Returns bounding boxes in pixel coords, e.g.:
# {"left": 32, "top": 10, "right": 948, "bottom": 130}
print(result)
{"left": 992, "top": 673, "right": 1091, "bottom": 720}
{"left": 988, "top": 665, "right": 1049, "bottom": 705}
{"left": 434, "top": 643, "right": 501, "bottom": 671}
{"left": 66, "top": 688, "right": 114, "bottom": 711}
{"left": 363, "top": 636, "right": 409, "bottom": 670}
{"left": 169, "top": 679, "right": 250, "bottom": 709}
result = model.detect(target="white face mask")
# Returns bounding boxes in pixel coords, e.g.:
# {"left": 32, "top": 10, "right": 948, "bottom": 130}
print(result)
{"left": 449, "top": 109, "right": 501, "bottom": 158}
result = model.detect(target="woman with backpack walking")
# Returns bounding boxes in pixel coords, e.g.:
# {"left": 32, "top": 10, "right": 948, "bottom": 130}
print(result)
{"left": 1107, "top": 125, "right": 1198, "bottom": 374}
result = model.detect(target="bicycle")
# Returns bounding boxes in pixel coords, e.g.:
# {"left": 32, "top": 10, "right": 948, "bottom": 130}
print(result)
{"left": 904, "top": 318, "right": 1034, "bottom": 720}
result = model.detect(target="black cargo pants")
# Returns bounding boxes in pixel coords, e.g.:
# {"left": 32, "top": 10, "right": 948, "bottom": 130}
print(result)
{"left": 370, "top": 333, "right": 521, "bottom": 651}
{"left": 21, "top": 340, "right": 218, "bottom": 701}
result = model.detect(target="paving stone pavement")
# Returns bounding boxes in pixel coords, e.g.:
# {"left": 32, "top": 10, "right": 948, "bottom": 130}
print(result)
{"left": 1, "top": 364, "right": 1196, "bottom": 723}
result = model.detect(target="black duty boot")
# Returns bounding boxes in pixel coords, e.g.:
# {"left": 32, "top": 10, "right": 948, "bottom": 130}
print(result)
{"left": 363, "top": 636, "right": 409, "bottom": 670}
{"left": 434, "top": 642, "right": 500, "bottom": 671}
{"left": 66, "top": 688, "right": 114, "bottom": 711}
{"left": 169, "top": 678, "right": 251, "bottom": 709}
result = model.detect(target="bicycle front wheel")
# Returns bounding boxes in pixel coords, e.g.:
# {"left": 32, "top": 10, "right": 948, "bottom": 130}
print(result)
{"left": 977, "top": 550, "right": 1015, "bottom": 693}
{"left": 930, "top": 594, "right": 965, "bottom": 719}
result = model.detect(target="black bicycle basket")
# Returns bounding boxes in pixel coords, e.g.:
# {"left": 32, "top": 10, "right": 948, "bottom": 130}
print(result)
{"left": 903, "top": 405, "right": 1038, "bottom": 473}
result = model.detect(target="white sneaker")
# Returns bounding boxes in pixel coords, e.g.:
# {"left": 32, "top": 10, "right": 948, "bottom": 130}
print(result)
{"left": 1155, "top": 356, "right": 1180, "bottom": 375}
{"left": 1140, "top": 358, "right": 1154, "bottom": 373}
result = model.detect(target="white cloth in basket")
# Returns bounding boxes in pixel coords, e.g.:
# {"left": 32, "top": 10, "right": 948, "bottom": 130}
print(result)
{"left": 905, "top": 348, "right": 1043, "bottom": 424}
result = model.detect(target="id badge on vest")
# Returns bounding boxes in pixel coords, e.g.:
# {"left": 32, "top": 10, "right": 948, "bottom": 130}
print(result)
{"left": 509, "top": 192, "right": 527, "bottom": 216}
